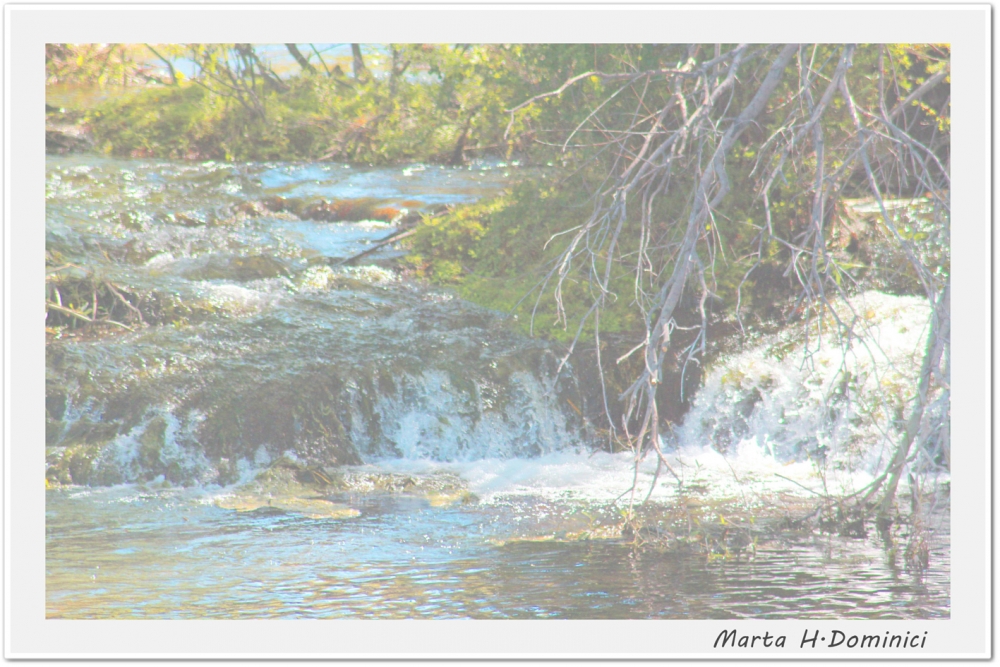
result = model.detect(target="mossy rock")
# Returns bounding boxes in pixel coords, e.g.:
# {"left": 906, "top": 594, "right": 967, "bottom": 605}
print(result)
{"left": 216, "top": 463, "right": 361, "bottom": 519}
{"left": 46, "top": 443, "right": 104, "bottom": 485}
{"left": 300, "top": 198, "right": 399, "bottom": 223}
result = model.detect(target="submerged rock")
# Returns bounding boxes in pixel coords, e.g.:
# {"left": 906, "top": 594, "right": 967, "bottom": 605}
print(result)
{"left": 215, "top": 494, "right": 360, "bottom": 520}
{"left": 214, "top": 465, "right": 359, "bottom": 519}
{"left": 216, "top": 460, "right": 478, "bottom": 516}
{"left": 176, "top": 255, "right": 291, "bottom": 282}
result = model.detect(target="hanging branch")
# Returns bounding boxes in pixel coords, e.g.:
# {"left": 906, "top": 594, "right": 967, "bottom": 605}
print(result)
{"left": 505, "top": 43, "right": 949, "bottom": 523}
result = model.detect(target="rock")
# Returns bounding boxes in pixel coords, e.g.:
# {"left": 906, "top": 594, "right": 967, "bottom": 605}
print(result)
{"left": 178, "top": 255, "right": 290, "bottom": 282}
{"left": 300, "top": 198, "right": 399, "bottom": 223}
{"left": 46, "top": 443, "right": 103, "bottom": 485}
{"left": 214, "top": 465, "right": 360, "bottom": 519}
{"left": 46, "top": 126, "right": 92, "bottom": 154}
{"left": 426, "top": 490, "right": 479, "bottom": 507}
{"left": 232, "top": 201, "right": 268, "bottom": 218}
{"left": 173, "top": 213, "right": 206, "bottom": 227}
{"left": 216, "top": 494, "right": 360, "bottom": 520}
{"left": 261, "top": 196, "right": 300, "bottom": 215}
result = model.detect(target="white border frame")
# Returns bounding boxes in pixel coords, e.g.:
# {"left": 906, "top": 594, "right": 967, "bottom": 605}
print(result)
{"left": 5, "top": 3, "right": 991, "bottom": 659}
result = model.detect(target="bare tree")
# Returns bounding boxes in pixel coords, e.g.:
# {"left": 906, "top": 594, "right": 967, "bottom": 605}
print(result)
{"left": 507, "top": 44, "right": 950, "bottom": 519}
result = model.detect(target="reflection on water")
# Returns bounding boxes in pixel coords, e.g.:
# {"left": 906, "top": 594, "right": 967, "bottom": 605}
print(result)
{"left": 46, "top": 486, "right": 948, "bottom": 620}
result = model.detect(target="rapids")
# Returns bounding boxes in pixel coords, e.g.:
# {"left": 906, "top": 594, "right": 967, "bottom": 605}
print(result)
{"left": 45, "top": 156, "right": 949, "bottom": 619}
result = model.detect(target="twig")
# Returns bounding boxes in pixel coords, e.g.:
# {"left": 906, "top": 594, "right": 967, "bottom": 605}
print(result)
{"left": 46, "top": 301, "right": 93, "bottom": 323}
{"left": 774, "top": 473, "right": 829, "bottom": 498}
{"left": 103, "top": 280, "right": 145, "bottom": 324}
{"left": 329, "top": 227, "right": 417, "bottom": 268}
{"left": 46, "top": 301, "right": 134, "bottom": 332}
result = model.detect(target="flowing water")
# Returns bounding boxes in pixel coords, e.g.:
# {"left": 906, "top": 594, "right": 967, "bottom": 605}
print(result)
{"left": 45, "top": 156, "right": 949, "bottom": 619}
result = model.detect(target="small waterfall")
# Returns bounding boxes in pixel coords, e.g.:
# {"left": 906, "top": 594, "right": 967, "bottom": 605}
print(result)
{"left": 358, "top": 369, "right": 574, "bottom": 462}
{"left": 45, "top": 157, "right": 947, "bottom": 497}
{"left": 46, "top": 311, "right": 591, "bottom": 486}
{"left": 676, "top": 291, "right": 941, "bottom": 475}
{"left": 46, "top": 156, "right": 604, "bottom": 487}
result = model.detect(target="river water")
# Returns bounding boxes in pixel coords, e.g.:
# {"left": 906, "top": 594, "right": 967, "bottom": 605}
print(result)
{"left": 45, "top": 156, "right": 949, "bottom": 619}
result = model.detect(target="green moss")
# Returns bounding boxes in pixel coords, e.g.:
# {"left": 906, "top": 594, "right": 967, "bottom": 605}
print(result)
{"left": 46, "top": 443, "right": 104, "bottom": 485}
{"left": 406, "top": 180, "right": 646, "bottom": 342}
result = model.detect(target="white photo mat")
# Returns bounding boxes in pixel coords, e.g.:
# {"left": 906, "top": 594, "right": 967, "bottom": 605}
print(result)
{"left": 6, "top": 3, "right": 990, "bottom": 658}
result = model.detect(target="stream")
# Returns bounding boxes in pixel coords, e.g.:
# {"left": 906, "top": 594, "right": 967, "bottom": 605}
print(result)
{"left": 45, "top": 156, "right": 949, "bottom": 619}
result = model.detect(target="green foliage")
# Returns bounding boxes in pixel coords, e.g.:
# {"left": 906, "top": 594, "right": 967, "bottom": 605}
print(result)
{"left": 69, "top": 43, "right": 950, "bottom": 342}
{"left": 404, "top": 43, "right": 949, "bottom": 344}
{"left": 46, "top": 44, "right": 163, "bottom": 89}
{"left": 406, "top": 178, "right": 644, "bottom": 342}
{"left": 88, "top": 85, "right": 212, "bottom": 158}
{"left": 77, "top": 44, "right": 723, "bottom": 165}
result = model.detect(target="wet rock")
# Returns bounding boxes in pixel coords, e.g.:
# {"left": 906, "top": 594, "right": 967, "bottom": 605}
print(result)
{"left": 178, "top": 255, "right": 290, "bottom": 282}
{"left": 118, "top": 239, "right": 158, "bottom": 265}
{"left": 232, "top": 201, "right": 268, "bottom": 218}
{"left": 327, "top": 469, "right": 478, "bottom": 507}
{"left": 46, "top": 126, "right": 92, "bottom": 154}
{"left": 137, "top": 416, "right": 168, "bottom": 478}
{"left": 173, "top": 212, "right": 207, "bottom": 227}
{"left": 216, "top": 493, "right": 360, "bottom": 520}
{"left": 230, "top": 459, "right": 476, "bottom": 510}
{"left": 116, "top": 211, "right": 145, "bottom": 232}
{"left": 261, "top": 196, "right": 301, "bottom": 216}
{"left": 215, "top": 465, "right": 360, "bottom": 519}
{"left": 426, "top": 490, "right": 479, "bottom": 507}
{"left": 294, "top": 198, "right": 403, "bottom": 223}
{"left": 46, "top": 443, "right": 103, "bottom": 485}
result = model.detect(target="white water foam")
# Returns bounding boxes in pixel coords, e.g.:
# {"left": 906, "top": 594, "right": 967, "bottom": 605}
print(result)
{"left": 370, "top": 446, "right": 869, "bottom": 507}
{"left": 366, "top": 369, "right": 575, "bottom": 461}
{"left": 367, "top": 291, "right": 942, "bottom": 506}
{"left": 94, "top": 410, "right": 215, "bottom": 485}
{"left": 200, "top": 283, "right": 283, "bottom": 315}
{"left": 677, "top": 291, "right": 937, "bottom": 474}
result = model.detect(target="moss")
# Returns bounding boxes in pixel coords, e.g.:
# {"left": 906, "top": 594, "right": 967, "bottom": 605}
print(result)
{"left": 46, "top": 443, "right": 104, "bottom": 485}
{"left": 137, "top": 416, "right": 168, "bottom": 476}
{"left": 405, "top": 181, "right": 647, "bottom": 343}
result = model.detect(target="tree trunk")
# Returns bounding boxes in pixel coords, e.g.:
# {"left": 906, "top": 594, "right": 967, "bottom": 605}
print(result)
{"left": 285, "top": 44, "right": 315, "bottom": 74}
{"left": 351, "top": 44, "right": 369, "bottom": 80}
{"left": 449, "top": 110, "right": 478, "bottom": 165}
{"left": 877, "top": 283, "right": 950, "bottom": 514}
{"left": 642, "top": 45, "right": 799, "bottom": 402}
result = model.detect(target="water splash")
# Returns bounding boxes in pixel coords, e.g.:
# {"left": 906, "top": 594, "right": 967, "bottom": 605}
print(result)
{"left": 677, "top": 291, "right": 937, "bottom": 476}
{"left": 365, "top": 369, "right": 575, "bottom": 462}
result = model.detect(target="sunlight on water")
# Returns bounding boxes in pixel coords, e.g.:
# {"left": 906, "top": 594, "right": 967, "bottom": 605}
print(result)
{"left": 46, "top": 486, "right": 948, "bottom": 620}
